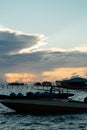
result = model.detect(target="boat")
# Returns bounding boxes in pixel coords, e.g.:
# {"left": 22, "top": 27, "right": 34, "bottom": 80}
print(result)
{"left": 0, "top": 85, "right": 87, "bottom": 114}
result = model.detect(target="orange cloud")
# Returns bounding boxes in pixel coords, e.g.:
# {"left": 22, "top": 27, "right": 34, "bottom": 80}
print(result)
{"left": 5, "top": 67, "right": 87, "bottom": 83}
{"left": 5, "top": 73, "right": 36, "bottom": 83}
{"left": 42, "top": 67, "right": 87, "bottom": 81}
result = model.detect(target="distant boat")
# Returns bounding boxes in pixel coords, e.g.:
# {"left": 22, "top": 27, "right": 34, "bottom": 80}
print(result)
{"left": 56, "top": 76, "right": 87, "bottom": 90}
{"left": 8, "top": 82, "right": 25, "bottom": 86}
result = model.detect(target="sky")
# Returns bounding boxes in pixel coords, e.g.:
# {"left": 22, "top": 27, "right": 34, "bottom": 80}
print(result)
{"left": 0, "top": 0, "right": 87, "bottom": 82}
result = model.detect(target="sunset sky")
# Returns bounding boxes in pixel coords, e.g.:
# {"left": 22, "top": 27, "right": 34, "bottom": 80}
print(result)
{"left": 0, "top": 0, "right": 87, "bottom": 82}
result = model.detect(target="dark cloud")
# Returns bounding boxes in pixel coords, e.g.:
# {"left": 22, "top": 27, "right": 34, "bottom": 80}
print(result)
{"left": 0, "top": 27, "right": 46, "bottom": 55}
{"left": 0, "top": 50, "right": 87, "bottom": 74}
{"left": 0, "top": 26, "right": 87, "bottom": 81}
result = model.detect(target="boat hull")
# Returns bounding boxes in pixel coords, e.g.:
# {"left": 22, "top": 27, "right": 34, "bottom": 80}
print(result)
{"left": 1, "top": 99, "right": 87, "bottom": 114}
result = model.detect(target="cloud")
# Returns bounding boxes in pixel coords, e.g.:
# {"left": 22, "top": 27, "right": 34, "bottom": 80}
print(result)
{"left": 42, "top": 67, "right": 87, "bottom": 81}
{"left": 49, "top": 44, "right": 87, "bottom": 53}
{"left": 5, "top": 73, "right": 36, "bottom": 83}
{"left": 69, "top": 44, "right": 87, "bottom": 52}
{"left": 1, "top": 50, "right": 87, "bottom": 74}
{"left": 0, "top": 26, "right": 87, "bottom": 82}
{"left": 0, "top": 25, "right": 46, "bottom": 55}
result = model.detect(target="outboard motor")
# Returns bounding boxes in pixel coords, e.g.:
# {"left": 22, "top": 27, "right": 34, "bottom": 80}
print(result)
{"left": 43, "top": 92, "right": 50, "bottom": 98}
{"left": 17, "top": 93, "right": 23, "bottom": 97}
{"left": 10, "top": 93, "right": 16, "bottom": 97}
{"left": 26, "top": 92, "right": 34, "bottom": 98}
{"left": 84, "top": 97, "right": 87, "bottom": 103}
{"left": 35, "top": 92, "right": 42, "bottom": 97}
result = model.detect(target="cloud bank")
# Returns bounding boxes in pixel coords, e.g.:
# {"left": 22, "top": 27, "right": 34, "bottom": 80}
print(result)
{"left": 0, "top": 26, "right": 87, "bottom": 82}
{"left": 0, "top": 26, "right": 46, "bottom": 55}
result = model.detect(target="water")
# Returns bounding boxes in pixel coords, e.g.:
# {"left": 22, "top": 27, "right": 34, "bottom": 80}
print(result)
{"left": 0, "top": 84, "right": 87, "bottom": 130}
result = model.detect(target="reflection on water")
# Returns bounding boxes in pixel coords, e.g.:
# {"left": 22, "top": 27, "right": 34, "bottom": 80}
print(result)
{"left": 0, "top": 106, "right": 87, "bottom": 130}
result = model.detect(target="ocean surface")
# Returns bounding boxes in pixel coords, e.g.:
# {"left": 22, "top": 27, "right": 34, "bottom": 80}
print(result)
{"left": 0, "top": 84, "right": 87, "bottom": 130}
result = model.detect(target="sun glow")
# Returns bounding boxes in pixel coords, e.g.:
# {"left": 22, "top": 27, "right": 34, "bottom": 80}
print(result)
{"left": 42, "top": 67, "right": 87, "bottom": 81}
{"left": 5, "top": 73, "right": 36, "bottom": 83}
{"left": 5, "top": 67, "right": 87, "bottom": 83}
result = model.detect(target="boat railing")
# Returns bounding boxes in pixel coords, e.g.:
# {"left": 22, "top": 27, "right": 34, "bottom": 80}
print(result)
{"left": 0, "top": 82, "right": 74, "bottom": 98}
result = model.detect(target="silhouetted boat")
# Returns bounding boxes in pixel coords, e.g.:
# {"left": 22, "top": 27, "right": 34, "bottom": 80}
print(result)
{"left": 0, "top": 85, "right": 87, "bottom": 114}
